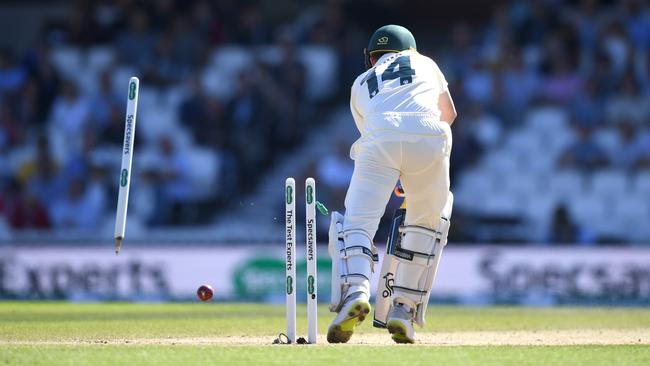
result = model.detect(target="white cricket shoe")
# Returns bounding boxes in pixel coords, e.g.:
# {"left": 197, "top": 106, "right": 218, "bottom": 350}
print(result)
{"left": 386, "top": 303, "right": 416, "bottom": 344}
{"left": 326, "top": 292, "right": 371, "bottom": 343}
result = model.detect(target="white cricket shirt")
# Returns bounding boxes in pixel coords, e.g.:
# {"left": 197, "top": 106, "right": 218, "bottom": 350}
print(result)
{"left": 350, "top": 50, "right": 449, "bottom": 141}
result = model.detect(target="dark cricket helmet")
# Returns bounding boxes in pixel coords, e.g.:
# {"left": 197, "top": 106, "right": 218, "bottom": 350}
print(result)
{"left": 364, "top": 24, "right": 417, "bottom": 68}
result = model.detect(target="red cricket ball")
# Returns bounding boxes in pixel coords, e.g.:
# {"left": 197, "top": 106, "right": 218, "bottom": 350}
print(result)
{"left": 197, "top": 284, "right": 214, "bottom": 302}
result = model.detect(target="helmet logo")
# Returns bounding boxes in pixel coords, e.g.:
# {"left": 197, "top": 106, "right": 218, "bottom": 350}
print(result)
{"left": 377, "top": 36, "right": 389, "bottom": 45}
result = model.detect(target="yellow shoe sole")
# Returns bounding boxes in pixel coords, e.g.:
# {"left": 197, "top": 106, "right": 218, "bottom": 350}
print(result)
{"left": 387, "top": 320, "right": 415, "bottom": 344}
{"left": 326, "top": 300, "right": 371, "bottom": 343}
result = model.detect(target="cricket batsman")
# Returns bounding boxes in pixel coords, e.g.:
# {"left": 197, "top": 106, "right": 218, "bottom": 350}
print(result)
{"left": 327, "top": 25, "right": 456, "bottom": 344}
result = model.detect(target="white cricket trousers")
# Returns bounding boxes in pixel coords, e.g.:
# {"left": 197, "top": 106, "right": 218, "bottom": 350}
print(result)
{"left": 344, "top": 122, "right": 452, "bottom": 235}
{"left": 340, "top": 120, "right": 452, "bottom": 298}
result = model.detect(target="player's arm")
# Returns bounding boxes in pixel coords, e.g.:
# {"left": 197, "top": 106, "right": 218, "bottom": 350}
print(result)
{"left": 438, "top": 90, "right": 457, "bottom": 126}
{"left": 432, "top": 60, "right": 457, "bottom": 125}
{"left": 350, "top": 81, "right": 364, "bottom": 133}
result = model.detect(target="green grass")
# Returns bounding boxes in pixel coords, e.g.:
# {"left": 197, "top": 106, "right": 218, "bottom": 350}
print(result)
{"left": 2, "top": 345, "right": 649, "bottom": 366}
{"left": 1, "top": 302, "right": 649, "bottom": 366}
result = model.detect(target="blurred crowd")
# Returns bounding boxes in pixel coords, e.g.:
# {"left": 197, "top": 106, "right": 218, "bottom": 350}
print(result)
{"left": 446, "top": 0, "right": 650, "bottom": 175}
{"left": 441, "top": 0, "right": 650, "bottom": 243}
{"left": 0, "top": 0, "right": 360, "bottom": 231}
{"left": 311, "top": 0, "right": 650, "bottom": 244}
{"left": 1, "top": 0, "right": 649, "bottom": 244}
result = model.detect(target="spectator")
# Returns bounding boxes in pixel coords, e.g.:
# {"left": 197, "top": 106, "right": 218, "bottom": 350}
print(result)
{"left": 307, "top": 0, "right": 346, "bottom": 45}
{"left": 50, "top": 179, "right": 104, "bottom": 229}
{"left": 632, "top": 123, "right": 650, "bottom": 169}
{"left": 611, "top": 121, "right": 645, "bottom": 170}
{"left": 542, "top": 57, "right": 582, "bottom": 104}
{"left": 47, "top": 80, "right": 91, "bottom": 157}
{"left": 516, "top": 1, "right": 554, "bottom": 45}
{"left": 559, "top": 127, "right": 609, "bottom": 171}
{"left": 18, "top": 78, "right": 43, "bottom": 127}
{"left": 144, "top": 33, "right": 182, "bottom": 87}
{"left": 605, "top": 73, "right": 650, "bottom": 126}
{"left": 572, "top": 0, "right": 601, "bottom": 56}
{"left": 16, "top": 136, "right": 58, "bottom": 187}
{"left": 571, "top": 77, "right": 604, "bottom": 128}
{"left": 480, "top": 5, "right": 513, "bottom": 64}
{"left": 30, "top": 60, "right": 61, "bottom": 126}
{"left": 317, "top": 140, "right": 354, "bottom": 206}
{"left": 150, "top": 0, "right": 176, "bottom": 30}
{"left": 231, "top": 4, "right": 270, "bottom": 44}
{"left": 591, "top": 51, "right": 620, "bottom": 97}
{"left": 179, "top": 76, "right": 225, "bottom": 147}
{"left": 0, "top": 99, "right": 22, "bottom": 149}
{"left": 64, "top": 2, "right": 99, "bottom": 46}
{"left": 170, "top": 15, "right": 204, "bottom": 69}
{"left": 549, "top": 205, "right": 578, "bottom": 244}
{"left": 622, "top": 0, "right": 650, "bottom": 51}
{"left": 59, "top": 129, "right": 98, "bottom": 186}
{"left": 441, "top": 23, "right": 477, "bottom": 84}
{"left": 2, "top": 179, "right": 50, "bottom": 229}
{"left": 191, "top": 0, "right": 224, "bottom": 45}
{"left": 150, "top": 136, "right": 191, "bottom": 225}
{"left": 86, "top": 164, "right": 108, "bottom": 222}
{"left": 500, "top": 52, "right": 540, "bottom": 120}
{"left": 101, "top": 103, "right": 129, "bottom": 146}
{"left": 463, "top": 59, "right": 494, "bottom": 104}
{"left": 225, "top": 69, "right": 271, "bottom": 187}
{"left": 89, "top": 70, "right": 121, "bottom": 128}
{"left": 449, "top": 120, "right": 483, "bottom": 182}
{"left": 271, "top": 38, "right": 307, "bottom": 148}
{"left": 464, "top": 103, "right": 503, "bottom": 150}
{"left": 0, "top": 48, "right": 27, "bottom": 97}
{"left": 114, "top": 9, "right": 156, "bottom": 70}
{"left": 600, "top": 21, "right": 631, "bottom": 76}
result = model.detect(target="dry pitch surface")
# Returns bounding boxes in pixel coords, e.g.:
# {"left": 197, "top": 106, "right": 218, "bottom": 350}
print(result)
{"left": 3, "top": 329, "right": 649, "bottom": 347}
{"left": 0, "top": 303, "right": 649, "bottom": 365}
